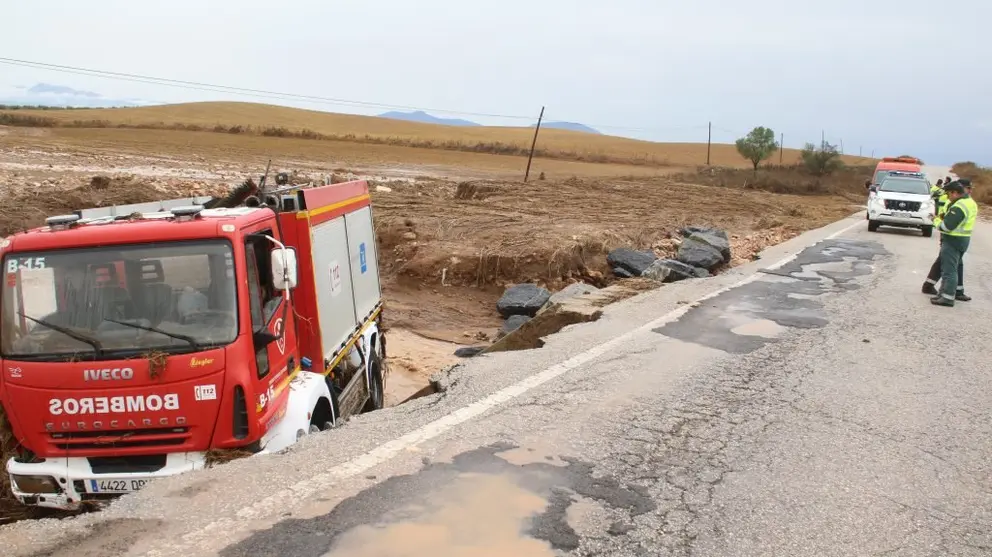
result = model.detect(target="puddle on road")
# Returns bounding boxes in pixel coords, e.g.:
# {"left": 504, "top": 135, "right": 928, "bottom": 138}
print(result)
{"left": 654, "top": 239, "right": 889, "bottom": 354}
{"left": 730, "top": 319, "right": 788, "bottom": 339}
{"left": 220, "top": 443, "right": 656, "bottom": 557}
{"left": 321, "top": 473, "right": 554, "bottom": 557}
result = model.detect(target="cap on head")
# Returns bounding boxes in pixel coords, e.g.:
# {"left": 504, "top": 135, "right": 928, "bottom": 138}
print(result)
{"left": 959, "top": 178, "right": 972, "bottom": 188}
{"left": 944, "top": 182, "right": 966, "bottom": 194}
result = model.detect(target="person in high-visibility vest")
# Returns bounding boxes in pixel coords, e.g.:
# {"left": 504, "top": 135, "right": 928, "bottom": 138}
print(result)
{"left": 923, "top": 186, "right": 961, "bottom": 296}
{"left": 931, "top": 179, "right": 947, "bottom": 218}
{"left": 929, "top": 180, "right": 978, "bottom": 307}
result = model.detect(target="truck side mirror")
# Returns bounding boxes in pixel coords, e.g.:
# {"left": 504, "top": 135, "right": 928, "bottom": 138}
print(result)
{"left": 271, "top": 246, "right": 298, "bottom": 290}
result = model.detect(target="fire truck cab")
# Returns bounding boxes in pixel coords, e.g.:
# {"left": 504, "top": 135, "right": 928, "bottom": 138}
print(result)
{"left": 0, "top": 179, "right": 386, "bottom": 510}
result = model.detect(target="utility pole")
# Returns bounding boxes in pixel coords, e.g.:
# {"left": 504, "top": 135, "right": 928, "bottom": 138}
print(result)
{"left": 523, "top": 106, "right": 545, "bottom": 182}
{"left": 779, "top": 132, "right": 784, "bottom": 164}
{"left": 821, "top": 129, "right": 825, "bottom": 148}
{"left": 859, "top": 146, "right": 862, "bottom": 157}
{"left": 706, "top": 121, "right": 712, "bottom": 165}
{"left": 840, "top": 139, "right": 844, "bottom": 154}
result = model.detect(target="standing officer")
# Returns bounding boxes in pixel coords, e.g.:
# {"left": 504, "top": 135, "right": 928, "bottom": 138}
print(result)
{"left": 931, "top": 179, "right": 946, "bottom": 217}
{"left": 923, "top": 180, "right": 962, "bottom": 297}
{"left": 929, "top": 180, "right": 978, "bottom": 307}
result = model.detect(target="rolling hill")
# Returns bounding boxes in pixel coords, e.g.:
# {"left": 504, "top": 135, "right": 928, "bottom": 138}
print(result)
{"left": 537, "top": 121, "right": 602, "bottom": 134}
{"left": 377, "top": 110, "right": 481, "bottom": 127}
{"left": 0, "top": 101, "right": 877, "bottom": 169}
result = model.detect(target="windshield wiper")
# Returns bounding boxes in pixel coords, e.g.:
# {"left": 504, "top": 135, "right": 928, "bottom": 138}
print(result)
{"left": 18, "top": 312, "right": 104, "bottom": 357}
{"left": 102, "top": 318, "right": 200, "bottom": 351}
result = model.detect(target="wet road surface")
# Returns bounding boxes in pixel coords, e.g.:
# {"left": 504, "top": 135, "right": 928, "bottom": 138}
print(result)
{"left": 6, "top": 216, "right": 992, "bottom": 557}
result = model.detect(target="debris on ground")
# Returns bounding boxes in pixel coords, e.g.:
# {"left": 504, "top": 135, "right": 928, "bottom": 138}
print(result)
{"left": 496, "top": 284, "right": 552, "bottom": 318}
{"left": 607, "top": 248, "right": 658, "bottom": 277}
{"left": 454, "top": 346, "right": 487, "bottom": 358}
{"left": 497, "top": 315, "right": 532, "bottom": 339}
{"left": 549, "top": 282, "right": 600, "bottom": 305}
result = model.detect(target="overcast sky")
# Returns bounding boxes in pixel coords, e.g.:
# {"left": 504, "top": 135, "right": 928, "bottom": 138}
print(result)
{"left": 2, "top": 0, "right": 990, "bottom": 165}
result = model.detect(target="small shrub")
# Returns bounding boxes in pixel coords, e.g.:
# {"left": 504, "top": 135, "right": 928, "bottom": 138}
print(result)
{"left": 801, "top": 141, "right": 844, "bottom": 176}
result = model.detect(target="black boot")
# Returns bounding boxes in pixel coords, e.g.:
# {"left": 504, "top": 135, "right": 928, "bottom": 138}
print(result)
{"left": 922, "top": 282, "right": 938, "bottom": 295}
{"left": 956, "top": 292, "right": 972, "bottom": 302}
{"left": 930, "top": 296, "right": 954, "bottom": 307}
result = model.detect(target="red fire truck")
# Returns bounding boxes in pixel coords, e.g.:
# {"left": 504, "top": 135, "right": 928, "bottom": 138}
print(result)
{"left": 0, "top": 176, "right": 386, "bottom": 510}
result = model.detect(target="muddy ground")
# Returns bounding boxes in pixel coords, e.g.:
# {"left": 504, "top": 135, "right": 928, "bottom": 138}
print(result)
{"left": 0, "top": 125, "right": 868, "bottom": 525}
{"left": 0, "top": 131, "right": 864, "bottom": 402}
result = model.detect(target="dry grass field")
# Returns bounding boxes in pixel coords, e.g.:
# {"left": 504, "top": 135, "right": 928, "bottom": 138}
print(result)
{"left": 1, "top": 101, "right": 876, "bottom": 169}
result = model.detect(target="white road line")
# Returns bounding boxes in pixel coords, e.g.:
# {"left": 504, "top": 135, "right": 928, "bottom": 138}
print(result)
{"left": 152, "top": 217, "right": 864, "bottom": 555}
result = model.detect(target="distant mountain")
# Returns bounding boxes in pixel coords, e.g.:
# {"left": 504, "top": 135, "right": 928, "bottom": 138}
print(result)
{"left": 535, "top": 121, "right": 602, "bottom": 134}
{"left": 377, "top": 110, "right": 481, "bottom": 127}
{"left": 0, "top": 83, "right": 154, "bottom": 108}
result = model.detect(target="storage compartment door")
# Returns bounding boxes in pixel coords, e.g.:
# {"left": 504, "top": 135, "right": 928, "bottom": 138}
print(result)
{"left": 344, "top": 205, "right": 382, "bottom": 320}
{"left": 310, "top": 216, "right": 359, "bottom": 359}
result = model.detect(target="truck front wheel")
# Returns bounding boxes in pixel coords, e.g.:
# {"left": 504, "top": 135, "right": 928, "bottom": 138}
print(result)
{"left": 922, "top": 225, "right": 933, "bottom": 238}
{"left": 364, "top": 350, "right": 385, "bottom": 412}
{"left": 868, "top": 220, "right": 879, "bottom": 232}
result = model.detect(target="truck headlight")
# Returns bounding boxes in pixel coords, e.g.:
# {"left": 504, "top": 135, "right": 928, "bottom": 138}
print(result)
{"left": 10, "top": 474, "right": 61, "bottom": 494}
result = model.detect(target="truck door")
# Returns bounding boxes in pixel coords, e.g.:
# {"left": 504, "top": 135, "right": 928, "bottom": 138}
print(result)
{"left": 242, "top": 227, "right": 298, "bottom": 428}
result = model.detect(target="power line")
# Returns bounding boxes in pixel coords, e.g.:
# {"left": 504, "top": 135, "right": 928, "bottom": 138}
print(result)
{"left": 0, "top": 56, "right": 732, "bottom": 137}
{"left": 0, "top": 56, "right": 537, "bottom": 121}
{"left": 0, "top": 56, "right": 869, "bottom": 150}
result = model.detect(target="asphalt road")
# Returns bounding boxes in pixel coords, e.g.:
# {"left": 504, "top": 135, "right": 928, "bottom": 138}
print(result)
{"left": 4, "top": 213, "right": 992, "bottom": 557}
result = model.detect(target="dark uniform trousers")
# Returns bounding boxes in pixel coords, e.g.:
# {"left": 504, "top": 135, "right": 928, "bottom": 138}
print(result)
{"left": 925, "top": 252, "right": 963, "bottom": 292}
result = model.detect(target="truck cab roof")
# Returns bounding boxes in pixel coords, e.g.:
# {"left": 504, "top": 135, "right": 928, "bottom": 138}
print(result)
{"left": 3, "top": 206, "right": 271, "bottom": 253}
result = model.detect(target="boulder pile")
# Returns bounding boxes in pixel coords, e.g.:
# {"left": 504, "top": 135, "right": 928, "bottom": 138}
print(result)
{"left": 607, "top": 225, "right": 731, "bottom": 282}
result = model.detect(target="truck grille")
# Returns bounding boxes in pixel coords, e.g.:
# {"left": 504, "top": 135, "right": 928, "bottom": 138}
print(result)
{"left": 49, "top": 427, "right": 191, "bottom": 451}
{"left": 884, "top": 199, "right": 921, "bottom": 212}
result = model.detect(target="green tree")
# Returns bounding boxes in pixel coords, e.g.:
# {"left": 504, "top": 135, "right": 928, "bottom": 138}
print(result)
{"left": 735, "top": 127, "right": 779, "bottom": 173}
{"left": 801, "top": 141, "right": 844, "bottom": 176}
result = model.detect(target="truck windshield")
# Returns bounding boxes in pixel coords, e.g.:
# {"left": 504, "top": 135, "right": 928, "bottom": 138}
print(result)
{"left": 1, "top": 240, "right": 237, "bottom": 361}
{"left": 879, "top": 178, "right": 929, "bottom": 195}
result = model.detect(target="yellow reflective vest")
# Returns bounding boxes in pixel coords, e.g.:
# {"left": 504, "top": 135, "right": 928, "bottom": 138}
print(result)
{"left": 943, "top": 197, "right": 978, "bottom": 237}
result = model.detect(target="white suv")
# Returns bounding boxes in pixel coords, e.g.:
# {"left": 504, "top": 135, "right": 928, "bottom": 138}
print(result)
{"left": 867, "top": 171, "right": 935, "bottom": 237}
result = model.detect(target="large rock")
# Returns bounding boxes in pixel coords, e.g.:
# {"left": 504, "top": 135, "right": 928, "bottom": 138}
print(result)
{"left": 676, "top": 236, "right": 724, "bottom": 270}
{"left": 497, "top": 315, "right": 532, "bottom": 338}
{"left": 496, "top": 284, "right": 551, "bottom": 318}
{"left": 549, "top": 282, "right": 599, "bottom": 304}
{"left": 679, "top": 226, "right": 731, "bottom": 263}
{"left": 606, "top": 248, "right": 657, "bottom": 277}
{"left": 642, "top": 259, "right": 698, "bottom": 283}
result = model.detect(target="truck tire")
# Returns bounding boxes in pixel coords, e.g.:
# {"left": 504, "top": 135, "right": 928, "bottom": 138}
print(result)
{"left": 363, "top": 350, "right": 385, "bottom": 412}
{"left": 868, "top": 220, "right": 879, "bottom": 232}
{"left": 921, "top": 225, "right": 933, "bottom": 238}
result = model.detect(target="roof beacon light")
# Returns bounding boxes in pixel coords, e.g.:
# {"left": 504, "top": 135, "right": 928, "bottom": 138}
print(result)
{"left": 170, "top": 204, "right": 205, "bottom": 221}
{"left": 45, "top": 214, "right": 81, "bottom": 230}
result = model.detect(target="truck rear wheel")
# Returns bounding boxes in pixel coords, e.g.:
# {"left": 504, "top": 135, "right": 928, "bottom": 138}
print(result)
{"left": 363, "top": 350, "right": 385, "bottom": 412}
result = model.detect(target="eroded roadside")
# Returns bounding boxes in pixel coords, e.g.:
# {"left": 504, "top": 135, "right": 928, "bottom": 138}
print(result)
{"left": 0, "top": 136, "right": 862, "bottom": 528}
{"left": 0, "top": 216, "right": 874, "bottom": 557}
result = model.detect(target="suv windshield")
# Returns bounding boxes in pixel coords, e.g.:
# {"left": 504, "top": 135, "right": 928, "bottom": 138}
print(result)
{"left": 2, "top": 240, "right": 237, "bottom": 361}
{"left": 879, "top": 177, "right": 929, "bottom": 195}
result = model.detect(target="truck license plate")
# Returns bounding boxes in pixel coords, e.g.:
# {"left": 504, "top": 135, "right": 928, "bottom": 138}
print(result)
{"left": 86, "top": 478, "right": 148, "bottom": 494}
